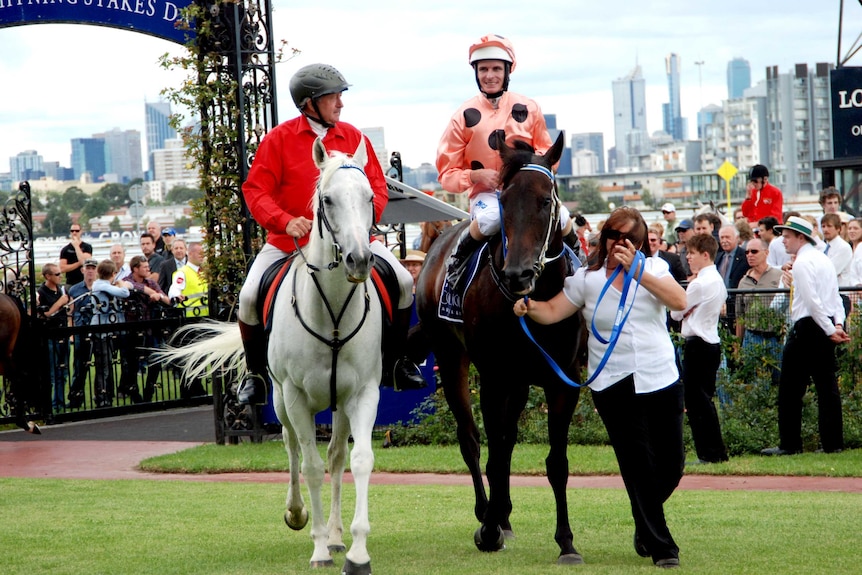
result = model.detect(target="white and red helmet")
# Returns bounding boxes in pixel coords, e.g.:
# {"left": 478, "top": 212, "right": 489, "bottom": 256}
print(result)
{"left": 468, "top": 34, "right": 516, "bottom": 73}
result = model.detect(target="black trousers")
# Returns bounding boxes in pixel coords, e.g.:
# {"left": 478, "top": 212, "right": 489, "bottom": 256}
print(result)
{"left": 592, "top": 376, "right": 684, "bottom": 561}
{"left": 778, "top": 317, "right": 843, "bottom": 452}
{"left": 682, "top": 337, "right": 727, "bottom": 462}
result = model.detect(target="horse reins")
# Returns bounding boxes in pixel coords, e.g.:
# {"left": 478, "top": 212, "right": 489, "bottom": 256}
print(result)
{"left": 291, "top": 162, "right": 373, "bottom": 412}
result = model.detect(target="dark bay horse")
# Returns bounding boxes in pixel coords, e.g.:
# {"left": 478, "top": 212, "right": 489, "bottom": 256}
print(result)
{"left": 415, "top": 132, "right": 584, "bottom": 564}
{"left": 0, "top": 293, "right": 40, "bottom": 434}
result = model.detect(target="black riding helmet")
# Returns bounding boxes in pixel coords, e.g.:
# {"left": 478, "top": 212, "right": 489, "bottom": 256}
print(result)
{"left": 289, "top": 63, "right": 351, "bottom": 128}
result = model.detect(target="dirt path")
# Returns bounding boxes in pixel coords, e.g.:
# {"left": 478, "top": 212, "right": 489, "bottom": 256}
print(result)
{"left": 2, "top": 439, "right": 860, "bottom": 492}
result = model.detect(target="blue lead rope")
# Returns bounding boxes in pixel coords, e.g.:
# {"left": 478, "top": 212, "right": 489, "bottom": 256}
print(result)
{"left": 584, "top": 251, "right": 645, "bottom": 385}
{"left": 518, "top": 251, "right": 646, "bottom": 388}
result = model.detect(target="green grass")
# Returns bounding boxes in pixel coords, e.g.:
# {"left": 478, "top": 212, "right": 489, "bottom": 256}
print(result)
{"left": 1, "top": 478, "right": 860, "bottom": 574}
{"left": 140, "top": 440, "right": 862, "bottom": 478}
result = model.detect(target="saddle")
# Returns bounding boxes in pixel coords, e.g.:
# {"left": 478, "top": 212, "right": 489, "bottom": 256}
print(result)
{"left": 257, "top": 252, "right": 396, "bottom": 336}
{"left": 438, "top": 242, "right": 489, "bottom": 323}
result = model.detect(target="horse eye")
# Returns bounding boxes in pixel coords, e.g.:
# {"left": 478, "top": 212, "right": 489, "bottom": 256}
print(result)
{"left": 323, "top": 196, "right": 334, "bottom": 206}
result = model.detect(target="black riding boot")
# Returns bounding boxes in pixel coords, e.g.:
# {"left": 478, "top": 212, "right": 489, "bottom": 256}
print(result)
{"left": 236, "top": 321, "right": 269, "bottom": 405}
{"left": 446, "top": 227, "right": 483, "bottom": 290}
{"left": 386, "top": 308, "right": 427, "bottom": 391}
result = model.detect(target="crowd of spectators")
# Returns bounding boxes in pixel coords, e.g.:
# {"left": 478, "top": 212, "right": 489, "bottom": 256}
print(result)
{"left": 34, "top": 223, "right": 210, "bottom": 411}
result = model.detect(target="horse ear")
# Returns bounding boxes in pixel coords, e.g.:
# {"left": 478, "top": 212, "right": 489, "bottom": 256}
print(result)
{"left": 543, "top": 131, "right": 565, "bottom": 168}
{"left": 313, "top": 137, "right": 328, "bottom": 169}
{"left": 353, "top": 137, "right": 368, "bottom": 167}
{"left": 496, "top": 132, "right": 513, "bottom": 163}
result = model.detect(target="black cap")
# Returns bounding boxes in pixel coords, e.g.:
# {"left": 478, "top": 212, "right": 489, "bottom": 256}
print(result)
{"left": 748, "top": 164, "right": 769, "bottom": 181}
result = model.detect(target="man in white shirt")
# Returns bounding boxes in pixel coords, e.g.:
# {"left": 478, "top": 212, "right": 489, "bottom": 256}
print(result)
{"left": 762, "top": 217, "right": 850, "bottom": 456}
{"left": 670, "top": 233, "right": 729, "bottom": 464}
{"left": 759, "top": 216, "right": 790, "bottom": 269}
{"left": 820, "top": 213, "right": 853, "bottom": 286}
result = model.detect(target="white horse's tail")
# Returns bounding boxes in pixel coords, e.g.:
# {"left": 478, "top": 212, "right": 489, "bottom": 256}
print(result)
{"left": 155, "top": 321, "right": 247, "bottom": 382}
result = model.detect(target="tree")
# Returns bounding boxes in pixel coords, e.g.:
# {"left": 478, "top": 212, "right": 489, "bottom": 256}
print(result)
{"left": 174, "top": 215, "right": 192, "bottom": 231}
{"left": 81, "top": 196, "right": 111, "bottom": 221}
{"left": 641, "top": 189, "right": 656, "bottom": 209}
{"left": 42, "top": 204, "right": 72, "bottom": 237}
{"left": 100, "top": 183, "right": 131, "bottom": 209}
{"left": 575, "top": 179, "right": 607, "bottom": 214}
{"left": 166, "top": 185, "right": 204, "bottom": 204}
{"left": 109, "top": 216, "right": 122, "bottom": 232}
{"left": 62, "top": 186, "right": 88, "bottom": 211}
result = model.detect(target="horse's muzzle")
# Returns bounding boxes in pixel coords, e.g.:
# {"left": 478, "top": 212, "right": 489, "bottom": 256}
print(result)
{"left": 505, "top": 268, "right": 537, "bottom": 297}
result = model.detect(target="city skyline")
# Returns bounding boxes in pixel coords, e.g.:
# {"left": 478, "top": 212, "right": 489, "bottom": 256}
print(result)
{"left": 1, "top": 1, "right": 860, "bottom": 173}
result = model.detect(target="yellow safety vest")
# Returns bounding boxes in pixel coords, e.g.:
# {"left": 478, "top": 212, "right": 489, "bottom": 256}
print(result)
{"left": 170, "top": 264, "right": 209, "bottom": 317}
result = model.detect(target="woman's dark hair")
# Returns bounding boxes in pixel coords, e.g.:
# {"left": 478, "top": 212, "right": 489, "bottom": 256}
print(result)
{"left": 587, "top": 206, "right": 648, "bottom": 272}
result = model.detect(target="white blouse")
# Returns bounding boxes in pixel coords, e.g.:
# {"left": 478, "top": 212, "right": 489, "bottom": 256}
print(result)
{"left": 563, "top": 256, "right": 679, "bottom": 393}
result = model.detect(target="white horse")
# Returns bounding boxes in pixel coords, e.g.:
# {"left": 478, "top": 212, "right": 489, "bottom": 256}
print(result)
{"left": 160, "top": 137, "right": 382, "bottom": 574}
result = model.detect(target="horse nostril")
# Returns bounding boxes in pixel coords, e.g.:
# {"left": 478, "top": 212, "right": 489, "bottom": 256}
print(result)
{"left": 506, "top": 269, "right": 535, "bottom": 289}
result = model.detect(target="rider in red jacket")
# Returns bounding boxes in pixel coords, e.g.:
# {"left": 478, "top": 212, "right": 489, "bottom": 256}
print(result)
{"left": 236, "top": 64, "right": 425, "bottom": 405}
{"left": 741, "top": 164, "right": 783, "bottom": 224}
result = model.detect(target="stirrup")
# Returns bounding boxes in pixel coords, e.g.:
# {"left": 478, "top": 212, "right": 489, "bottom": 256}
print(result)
{"left": 237, "top": 373, "right": 268, "bottom": 405}
{"left": 393, "top": 358, "right": 428, "bottom": 391}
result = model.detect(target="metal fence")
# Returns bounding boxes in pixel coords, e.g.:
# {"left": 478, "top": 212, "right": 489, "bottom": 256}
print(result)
{"left": 688, "top": 285, "right": 862, "bottom": 387}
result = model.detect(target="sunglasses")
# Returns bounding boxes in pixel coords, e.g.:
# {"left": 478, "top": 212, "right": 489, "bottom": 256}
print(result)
{"left": 744, "top": 249, "right": 761, "bottom": 255}
{"left": 70, "top": 229, "right": 81, "bottom": 233}
{"left": 604, "top": 229, "right": 636, "bottom": 243}
{"left": 661, "top": 210, "right": 673, "bottom": 214}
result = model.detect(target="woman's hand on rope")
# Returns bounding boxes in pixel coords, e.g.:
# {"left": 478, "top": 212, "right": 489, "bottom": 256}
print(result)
{"left": 513, "top": 296, "right": 530, "bottom": 317}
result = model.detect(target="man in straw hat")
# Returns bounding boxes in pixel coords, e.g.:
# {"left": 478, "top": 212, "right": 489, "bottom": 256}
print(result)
{"left": 761, "top": 216, "right": 850, "bottom": 456}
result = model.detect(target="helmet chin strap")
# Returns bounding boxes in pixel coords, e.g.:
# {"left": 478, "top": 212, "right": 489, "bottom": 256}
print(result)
{"left": 305, "top": 99, "right": 335, "bottom": 129}
{"left": 474, "top": 62, "right": 511, "bottom": 99}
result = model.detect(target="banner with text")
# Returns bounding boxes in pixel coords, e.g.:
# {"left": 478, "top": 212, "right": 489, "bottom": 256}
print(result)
{"left": 0, "top": 0, "right": 194, "bottom": 45}
{"left": 831, "top": 67, "right": 862, "bottom": 159}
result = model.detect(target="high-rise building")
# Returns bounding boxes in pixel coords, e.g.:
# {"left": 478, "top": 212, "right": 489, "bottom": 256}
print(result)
{"left": 361, "top": 127, "right": 390, "bottom": 172}
{"left": 700, "top": 87, "right": 767, "bottom": 174}
{"left": 662, "top": 53, "right": 686, "bottom": 141}
{"left": 612, "top": 64, "right": 649, "bottom": 171}
{"left": 71, "top": 138, "right": 108, "bottom": 182}
{"left": 765, "top": 62, "right": 833, "bottom": 196}
{"left": 570, "top": 133, "right": 605, "bottom": 174}
{"left": 93, "top": 127, "right": 144, "bottom": 184}
{"left": 544, "top": 114, "right": 571, "bottom": 175}
{"left": 727, "top": 57, "right": 752, "bottom": 100}
{"left": 10, "top": 150, "right": 43, "bottom": 183}
{"left": 145, "top": 101, "right": 176, "bottom": 176}
{"left": 152, "top": 138, "right": 198, "bottom": 182}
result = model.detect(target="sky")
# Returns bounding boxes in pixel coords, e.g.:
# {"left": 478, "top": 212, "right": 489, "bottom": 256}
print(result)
{"left": 2, "top": 0, "right": 862, "bottom": 174}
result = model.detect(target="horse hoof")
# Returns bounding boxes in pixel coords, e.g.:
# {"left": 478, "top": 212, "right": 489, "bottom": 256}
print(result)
{"left": 309, "top": 559, "right": 334, "bottom": 568}
{"left": 502, "top": 529, "right": 515, "bottom": 540}
{"left": 328, "top": 543, "right": 346, "bottom": 553}
{"left": 474, "top": 525, "right": 506, "bottom": 552}
{"left": 284, "top": 507, "right": 309, "bottom": 531}
{"left": 27, "top": 421, "right": 41, "bottom": 435}
{"left": 557, "top": 552, "right": 584, "bottom": 565}
{"left": 341, "top": 557, "right": 372, "bottom": 575}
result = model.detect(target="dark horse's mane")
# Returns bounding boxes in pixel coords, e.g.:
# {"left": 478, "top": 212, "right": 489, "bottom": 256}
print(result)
{"left": 498, "top": 139, "right": 536, "bottom": 185}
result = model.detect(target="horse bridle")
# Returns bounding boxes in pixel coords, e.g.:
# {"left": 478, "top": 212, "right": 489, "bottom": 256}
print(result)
{"left": 492, "top": 163, "right": 561, "bottom": 300}
{"left": 294, "top": 163, "right": 369, "bottom": 273}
